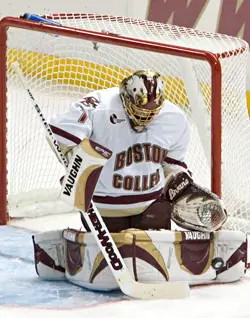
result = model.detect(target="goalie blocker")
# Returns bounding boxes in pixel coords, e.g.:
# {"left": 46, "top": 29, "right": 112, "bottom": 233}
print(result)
{"left": 33, "top": 228, "right": 247, "bottom": 290}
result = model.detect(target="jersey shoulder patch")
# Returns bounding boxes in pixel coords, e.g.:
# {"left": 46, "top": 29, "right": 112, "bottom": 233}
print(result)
{"left": 73, "top": 95, "right": 100, "bottom": 124}
{"left": 78, "top": 96, "right": 99, "bottom": 108}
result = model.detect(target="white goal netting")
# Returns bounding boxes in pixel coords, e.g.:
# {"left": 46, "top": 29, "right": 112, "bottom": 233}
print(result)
{"left": 3, "top": 13, "right": 250, "bottom": 232}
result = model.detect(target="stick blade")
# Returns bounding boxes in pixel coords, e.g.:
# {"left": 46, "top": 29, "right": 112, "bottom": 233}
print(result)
{"left": 122, "top": 281, "right": 190, "bottom": 300}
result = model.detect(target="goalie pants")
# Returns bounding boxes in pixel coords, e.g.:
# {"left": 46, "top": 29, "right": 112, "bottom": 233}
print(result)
{"left": 81, "top": 195, "right": 172, "bottom": 232}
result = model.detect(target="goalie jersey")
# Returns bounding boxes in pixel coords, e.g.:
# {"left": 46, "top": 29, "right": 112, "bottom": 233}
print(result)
{"left": 49, "top": 87, "right": 190, "bottom": 217}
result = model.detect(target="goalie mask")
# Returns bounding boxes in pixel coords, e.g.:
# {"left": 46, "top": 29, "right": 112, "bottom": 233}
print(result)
{"left": 120, "top": 70, "right": 165, "bottom": 132}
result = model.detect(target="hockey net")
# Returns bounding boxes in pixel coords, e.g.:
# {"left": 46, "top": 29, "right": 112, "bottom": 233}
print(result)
{"left": 0, "top": 14, "right": 249, "bottom": 232}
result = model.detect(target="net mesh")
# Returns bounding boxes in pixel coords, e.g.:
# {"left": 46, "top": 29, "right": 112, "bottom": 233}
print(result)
{"left": 4, "top": 13, "right": 250, "bottom": 232}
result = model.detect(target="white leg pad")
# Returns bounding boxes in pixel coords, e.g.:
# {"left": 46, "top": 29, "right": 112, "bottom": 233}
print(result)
{"left": 32, "top": 228, "right": 247, "bottom": 291}
{"left": 62, "top": 229, "right": 247, "bottom": 291}
{"left": 33, "top": 230, "right": 66, "bottom": 280}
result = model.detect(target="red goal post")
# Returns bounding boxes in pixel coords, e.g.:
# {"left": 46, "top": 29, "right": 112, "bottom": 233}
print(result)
{"left": 0, "top": 14, "right": 248, "bottom": 232}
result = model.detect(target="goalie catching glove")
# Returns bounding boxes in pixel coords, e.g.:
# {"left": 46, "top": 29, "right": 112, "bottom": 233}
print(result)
{"left": 163, "top": 168, "right": 227, "bottom": 232}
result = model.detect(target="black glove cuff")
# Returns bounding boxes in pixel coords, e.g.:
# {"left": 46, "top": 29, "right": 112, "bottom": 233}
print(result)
{"left": 164, "top": 171, "right": 193, "bottom": 202}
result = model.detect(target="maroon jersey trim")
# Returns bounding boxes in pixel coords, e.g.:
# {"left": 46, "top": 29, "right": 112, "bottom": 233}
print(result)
{"left": 50, "top": 124, "right": 81, "bottom": 145}
{"left": 93, "top": 188, "right": 163, "bottom": 205}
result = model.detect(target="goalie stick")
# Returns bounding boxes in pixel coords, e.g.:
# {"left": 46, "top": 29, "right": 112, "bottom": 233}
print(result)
{"left": 12, "top": 61, "right": 190, "bottom": 299}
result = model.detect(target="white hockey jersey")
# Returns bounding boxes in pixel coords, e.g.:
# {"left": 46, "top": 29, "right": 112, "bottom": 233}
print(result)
{"left": 49, "top": 87, "right": 190, "bottom": 217}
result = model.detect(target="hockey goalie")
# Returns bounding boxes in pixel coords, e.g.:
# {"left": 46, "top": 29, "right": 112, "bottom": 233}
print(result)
{"left": 33, "top": 70, "right": 247, "bottom": 291}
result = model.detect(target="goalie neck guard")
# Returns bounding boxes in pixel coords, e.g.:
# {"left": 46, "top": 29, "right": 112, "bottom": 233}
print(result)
{"left": 120, "top": 70, "right": 165, "bottom": 132}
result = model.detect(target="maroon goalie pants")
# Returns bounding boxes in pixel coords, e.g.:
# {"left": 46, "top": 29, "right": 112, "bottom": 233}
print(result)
{"left": 81, "top": 195, "right": 172, "bottom": 232}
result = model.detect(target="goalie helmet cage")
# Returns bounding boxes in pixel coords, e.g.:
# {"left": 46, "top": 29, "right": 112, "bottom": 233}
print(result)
{"left": 0, "top": 14, "right": 249, "bottom": 232}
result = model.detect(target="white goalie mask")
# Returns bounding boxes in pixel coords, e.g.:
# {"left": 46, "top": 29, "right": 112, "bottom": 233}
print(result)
{"left": 120, "top": 70, "right": 165, "bottom": 132}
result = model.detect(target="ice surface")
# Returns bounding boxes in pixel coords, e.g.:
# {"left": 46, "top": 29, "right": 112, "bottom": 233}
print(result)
{"left": 0, "top": 225, "right": 127, "bottom": 307}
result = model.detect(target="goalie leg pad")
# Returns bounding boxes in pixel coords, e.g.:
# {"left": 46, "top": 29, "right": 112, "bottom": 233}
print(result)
{"left": 32, "top": 230, "right": 66, "bottom": 280}
{"left": 60, "top": 228, "right": 247, "bottom": 291}
{"left": 213, "top": 230, "right": 248, "bottom": 283}
{"left": 33, "top": 229, "right": 247, "bottom": 290}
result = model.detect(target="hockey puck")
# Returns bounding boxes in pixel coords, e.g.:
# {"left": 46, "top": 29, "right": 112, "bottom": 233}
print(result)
{"left": 211, "top": 257, "right": 224, "bottom": 270}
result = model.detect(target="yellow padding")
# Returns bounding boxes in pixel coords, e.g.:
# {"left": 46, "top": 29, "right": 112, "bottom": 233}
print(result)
{"left": 7, "top": 48, "right": 188, "bottom": 105}
{"left": 8, "top": 48, "right": 132, "bottom": 90}
{"left": 7, "top": 49, "right": 250, "bottom": 116}
{"left": 246, "top": 91, "right": 250, "bottom": 116}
